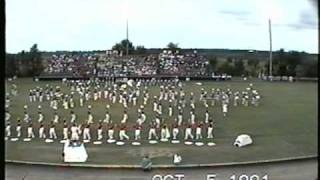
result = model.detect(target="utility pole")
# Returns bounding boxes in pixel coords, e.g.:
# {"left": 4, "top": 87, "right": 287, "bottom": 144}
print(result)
{"left": 269, "top": 19, "right": 273, "bottom": 78}
{"left": 126, "top": 19, "right": 129, "bottom": 56}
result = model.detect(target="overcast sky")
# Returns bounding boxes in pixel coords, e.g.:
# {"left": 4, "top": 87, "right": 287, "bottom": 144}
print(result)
{"left": 5, "top": 0, "right": 318, "bottom": 53}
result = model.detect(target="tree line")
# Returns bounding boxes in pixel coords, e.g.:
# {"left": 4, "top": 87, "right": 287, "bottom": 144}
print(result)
{"left": 208, "top": 49, "right": 318, "bottom": 77}
{"left": 6, "top": 44, "right": 43, "bottom": 77}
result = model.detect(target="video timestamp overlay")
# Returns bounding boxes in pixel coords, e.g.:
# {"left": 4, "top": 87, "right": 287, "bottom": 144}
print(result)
{"left": 151, "top": 174, "right": 268, "bottom": 180}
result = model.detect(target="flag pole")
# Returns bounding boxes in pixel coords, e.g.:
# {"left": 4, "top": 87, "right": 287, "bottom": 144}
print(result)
{"left": 268, "top": 19, "right": 273, "bottom": 78}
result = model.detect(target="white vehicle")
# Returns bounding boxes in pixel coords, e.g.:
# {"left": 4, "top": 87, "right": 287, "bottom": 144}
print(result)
{"left": 234, "top": 134, "right": 253, "bottom": 147}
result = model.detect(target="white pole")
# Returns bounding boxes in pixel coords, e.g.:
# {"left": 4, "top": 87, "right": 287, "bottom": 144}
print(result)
{"left": 126, "top": 19, "right": 129, "bottom": 56}
{"left": 269, "top": 19, "right": 273, "bottom": 78}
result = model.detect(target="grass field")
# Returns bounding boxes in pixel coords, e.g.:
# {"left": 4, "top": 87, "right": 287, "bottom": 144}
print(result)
{"left": 5, "top": 78, "right": 318, "bottom": 165}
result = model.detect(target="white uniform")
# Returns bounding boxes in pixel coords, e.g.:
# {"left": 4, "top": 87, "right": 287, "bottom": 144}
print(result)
{"left": 49, "top": 126, "right": 57, "bottom": 139}
{"left": 97, "top": 128, "right": 103, "bottom": 140}
{"left": 178, "top": 114, "right": 183, "bottom": 126}
{"left": 161, "top": 127, "right": 170, "bottom": 140}
{"left": 169, "top": 107, "right": 173, "bottom": 117}
{"left": 207, "top": 126, "right": 213, "bottom": 138}
{"left": 16, "top": 125, "right": 21, "bottom": 137}
{"left": 184, "top": 127, "right": 193, "bottom": 140}
{"left": 6, "top": 125, "right": 11, "bottom": 137}
{"left": 121, "top": 114, "right": 128, "bottom": 124}
{"left": 196, "top": 126, "right": 202, "bottom": 140}
{"left": 83, "top": 127, "right": 91, "bottom": 140}
{"left": 222, "top": 104, "right": 228, "bottom": 116}
{"left": 53, "top": 114, "right": 59, "bottom": 123}
{"left": 172, "top": 127, "right": 179, "bottom": 139}
{"left": 190, "top": 113, "right": 195, "bottom": 125}
{"left": 108, "top": 128, "right": 114, "bottom": 140}
{"left": 119, "top": 127, "right": 129, "bottom": 140}
{"left": 63, "top": 127, "right": 68, "bottom": 139}
{"left": 141, "top": 113, "right": 146, "bottom": 123}
{"left": 135, "top": 127, "right": 141, "bottom": 140}
{"left": 27, "top": 126, "right": 35, "bottom": 138}
{"left": 148, "top": 127, "right": 158, "bottom": 140}
{"left": 104, "top": 113, "right": 110, "bottom": 123}
{"left": 71, "top": 114, "right": 76, "bottom": 123}
{"left": 205, "top": 113, "right": 209, "bottom": 124}
{"left": 39, "top": 126, "right": 46, "bottom": 138}
{"left": 70, "top": 126, "right": 79, "bottom": 141}
{"left": 87, "top": 114, "right": 93, "bottom": 124}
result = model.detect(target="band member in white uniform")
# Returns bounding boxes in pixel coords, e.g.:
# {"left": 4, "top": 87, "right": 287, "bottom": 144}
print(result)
{"left": 119, "top": 123, "right": 130, "bottom": 140}
{"left": 222, "top": 103, "right": 228, "bottom": 117}
{"left": 177, "top": 111, "right": 183, "bottom": 126}
{"left": 38, "top": 111, "right": 44, "bottom": 123}
{"left": 39, "top": 123, "right": 46, "bottom": 139}
{"left": 108, "top": 123, "right": 115, "bottom": 140}
{"left": 190, "top": 111, "right": 195, "bottom": 125}
{"left": 172, "top": 123, "right": 179, "bottom": 140}
{"left": 87, "top": 111, "right": 93, "bottom": 124}
{"left": 168, "top": 104, "right": 173, "bottom": 117}
{"left": 6, "top": 123, "right": 11, "bottom": 137}
{"left": 63, "top": 121, "right": 68, "bottom": 140}
{"left": 148, "top": 123, "right": 158, "bottom": 140}
{"left": 49, "top": 122, "right": 57, "bottom": 139}
{"left": 104, "top": 105, "right": 110, "bottom": 123}
{"left": 161, "top": 124, "right": 170, "bottom": 140}
{"left": 16, "top": 119, "right": 21, "bottom": 138}
{"left": 196, "top": 123, "right": 203, "bottom": 140}
{"left": 83, "top": 124, "right": 91, "bottom": 141}
{"left": 207, "top": 123, "right": 214, "bottom": 139}
{"left": 70, "top": 111, "right": 76, "bottom": 123}
{"left": 53, "top": 111, "right": 59, "bottom": 123}
{"left": 184, "top": 124, "right": 194, "bottom": 140}
{"left": 121, "top": 111, "right": 128, "bottom": 124}
{"left": 97, "top": 122, "right": 103, "bottom": 140}
{"left": 23, "top": 111, "right": 30, "bottom": 123}
{"left": 204, "top": 109, "right": 209, "bottom": 123}
{"left": 134, "top": 123, "right": 142, "bottom": 140}
{"left": 27, "top": 123, "right": 35, "bottom": 138}
{"left": 70, "top": 123, "right": 79, "bottom": 141}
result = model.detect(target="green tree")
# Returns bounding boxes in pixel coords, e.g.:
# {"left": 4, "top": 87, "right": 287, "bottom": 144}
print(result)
{"left": 217, "top": 61, "right": 234, "bottom": 75}
{"left": 233, "top": 59, "right": 245, "bottom": 76}
{"left": 135, "top": 45, "right": 146, "bottom": 54}
{"left": 208, "top": 56, "right": 218, "bottom": 71}
{"left": 167, "top": 42, "right": 180, "bottom": 52}
{"left": 30, "top": 44, "right": 43, "bottom": 76}
{"left": 112, "top": 39, "right": 135, "bottom": 55}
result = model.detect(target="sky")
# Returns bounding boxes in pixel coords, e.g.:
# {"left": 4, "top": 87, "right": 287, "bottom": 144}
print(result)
{"left": 5, "top": 0, "right": 319, "bottom": 53}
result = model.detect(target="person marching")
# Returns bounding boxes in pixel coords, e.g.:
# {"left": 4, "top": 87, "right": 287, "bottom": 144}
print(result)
{"left": 16, "top": 118, "right": 21, "bottom": 138}
{"left": 195, "top": 122, "right": 203, "bottom": 140}
{"left": 207, "top": 120, "right": 214, "bottom": 139}
{"left": 70, "top": 123, "right": 80, "bottom": 141}
{"left": 70, "top": 110, "right": 76, "bottom": 123}
{"left": 83, "top": 124, "right": 91, "bottom": 141}
{"left": 27, "top": 122, "right": 35, "bottom": 139}
{"left": 39, "top": 123, "right": 46, "bottom": 139}
{"left": 49, "top": 121, "right": 57, "bottom": 139}
{"left": 172, "top": 122, "right": 179, "bottom": 140}
{"left": 107, "top": 122, "right": 115, "bottom": 140}
{"left": 119, "top": 123, "right": 130, "bottom": 141}
{"left": 104, "top": 105, "right": 110, "bottom": 123}
{"left": 148, "top": 122, "right": 158, "bottom": 140}
{"left": 134, "top": 123, "right": 142, "bottom": 141}
{"left": 6, "top": 122, "right": 11, "bottom": 138}
{"left": 63, "top": 120, "right": 69, "bottom": 140}
{"left": 184, "top": 123, "right": 194, "bottom": 140}
{"left": 97, "top": 121, "right": 103, "bottom": 141}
